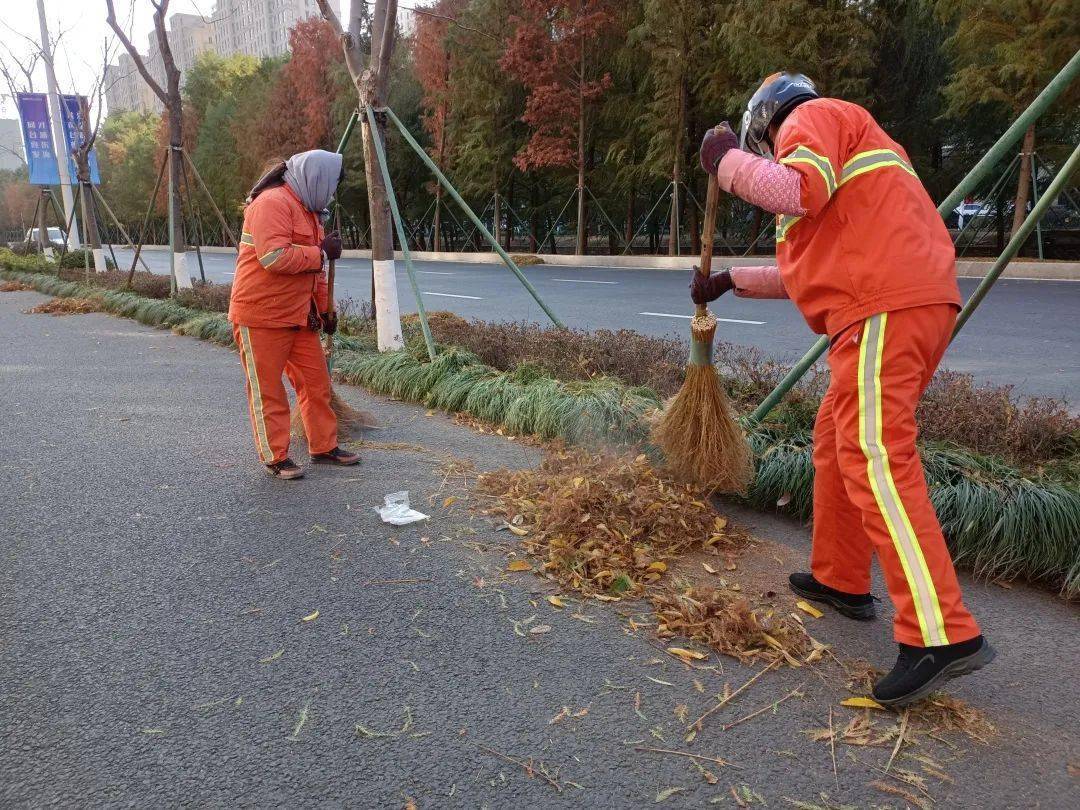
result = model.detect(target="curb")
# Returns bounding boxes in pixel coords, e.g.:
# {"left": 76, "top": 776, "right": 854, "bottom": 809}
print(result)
{"left": 130, "top": 244, "right": 1080, "bottom": 280}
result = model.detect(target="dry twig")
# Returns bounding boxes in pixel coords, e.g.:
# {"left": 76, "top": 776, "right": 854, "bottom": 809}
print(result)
{"left": 634, "top": 745, "right": 741, "bottom": 770}
{"left": 692, "top": 660, "right": 780, "bottom": 730}
{"left": 720, "top": 683, "right": 806, "bottom": 732}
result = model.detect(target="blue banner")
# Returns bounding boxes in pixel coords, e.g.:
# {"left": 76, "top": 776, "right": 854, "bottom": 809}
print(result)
{"left": 59, "top": 95, "right": 101, "bottom": 185}
{"left": 16, "top": 93, "right": 60, "bottom": 186}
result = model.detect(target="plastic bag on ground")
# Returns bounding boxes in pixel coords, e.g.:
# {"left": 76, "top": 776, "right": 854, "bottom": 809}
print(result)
{"left": 375, "top": 491, "right": 429, "bottom": 525}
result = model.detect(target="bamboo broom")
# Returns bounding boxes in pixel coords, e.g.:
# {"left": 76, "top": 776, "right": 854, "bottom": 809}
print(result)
{"left": 291, "top": 255, "right": 379, "bottom": 443}
{"left": 651, "top": 174, "right": 753, "bottom": 493}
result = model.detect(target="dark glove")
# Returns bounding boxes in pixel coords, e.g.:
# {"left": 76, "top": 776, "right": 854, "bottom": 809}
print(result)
{"left": 321, "top": 311, "right": 338, "bottom": 335}
{"left": 690, "top": 266, "right": 734, "bottom": 305}
{"left": 699, "top": 123, "right": 739, "bottom": 175}
{"left": 320, "top": 231, "right": 342, "bottom": 261}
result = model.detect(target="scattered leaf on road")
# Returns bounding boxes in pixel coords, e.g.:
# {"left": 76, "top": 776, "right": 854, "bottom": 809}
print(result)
{"left": 667, "top": 646, "right": 707, "bottom": 663}
{"left": 655, "top": 786, "right": 684, "bottom": 802}
{"left": 259, "top": 649, "right": 284, "bottom": 664}
{"left": 301, "top": 610, "right": 319, "bottom": 622}
{"left": 507, "top": 560, "right": 532, "bottom": 572}
{"left": 547, "top": 595, "right": 567, "bottom": 608}
{"left": 795, "top": 600, "right": 824, "bottom": 619}
{"left": 841, "top": 696, "right": 886, "bottom": 710}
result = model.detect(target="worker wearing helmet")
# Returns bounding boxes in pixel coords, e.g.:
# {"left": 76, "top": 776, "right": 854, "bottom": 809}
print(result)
{"left": 692, "top": 73, "right": 994, "bottom": 706}
{"left": 228, "top": 149, "right": 360, "bottom": 479}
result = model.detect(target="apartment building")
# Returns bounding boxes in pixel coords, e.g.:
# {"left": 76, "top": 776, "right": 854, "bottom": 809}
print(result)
{"left": 211, "top": 0, "right": 334, "bottom": 60}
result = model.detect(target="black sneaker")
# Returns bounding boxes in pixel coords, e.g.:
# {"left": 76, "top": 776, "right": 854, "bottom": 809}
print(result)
{"left": 873, "top": 635, "right": 996, "bottom": 707}
{"left": 311, "top": 446, "right": 361, "bottom": 466}
{"left": 788, "top": 572, "right": 876, "bottom": 621}
{"left": 266, "top": 458, "right": 304, "bottom": 479}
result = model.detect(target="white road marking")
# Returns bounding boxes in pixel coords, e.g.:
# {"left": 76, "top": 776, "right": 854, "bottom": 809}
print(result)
{"left": 551, "top": 278, "right": 618, "bottom": 285}
{"left": 424, "top": 291, "right": 483, "bottom": 300}
{"left": 639, "top": 311, "right": 765, "bottom": 325}
{"left": 417, "top": 270, "right": 456, "bottom": 275}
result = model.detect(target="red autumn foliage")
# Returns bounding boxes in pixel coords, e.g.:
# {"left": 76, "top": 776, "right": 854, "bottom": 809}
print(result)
{"left": 500, "top": 0, "right": 615, "bottom": 172}
{"left": 412, "top": 0, "right": 467, "bottom": 158}
{"left": 254, "top": 19, "right": 345, "bottom": 159}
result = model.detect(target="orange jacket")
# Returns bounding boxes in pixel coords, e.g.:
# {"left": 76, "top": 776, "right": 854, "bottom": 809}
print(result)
{"left": 228, "top": 184, "right": 327, "bottom": 329}
{"left": 772, "top": 98, "right": 960, "bottom": 336}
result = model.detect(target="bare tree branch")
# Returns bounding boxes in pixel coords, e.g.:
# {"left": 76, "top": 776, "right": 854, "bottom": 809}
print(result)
{"left": 104, "top": 0, "right": 169, "bottom": 104}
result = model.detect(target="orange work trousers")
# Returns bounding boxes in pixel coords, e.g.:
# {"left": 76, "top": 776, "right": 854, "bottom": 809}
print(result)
{"left": 233, "top": 324, "right": 338, "bottom": 464}
{"left": 810, "top": 303, "right": 980, "bottom": 648}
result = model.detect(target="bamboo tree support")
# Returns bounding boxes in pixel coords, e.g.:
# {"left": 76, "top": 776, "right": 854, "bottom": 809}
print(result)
{"left": 383, "top": 105, "right": 564, "bottom": 328}
{"left": 584, "top": 185, "right": 629, "bottom": 248}
{"left": 181, "top": 149, "right": 239, "bottom": 250}
{"left": 1030, "top": 153, "right": 1044, "bottom": 260}
{"left": 953, "top": 142, "right": 1079, "bottom": 335}
{"left": 126, "top": 150, "right": 169, "bottom": 288}
{"left": 622, "top": 181, "right": 674, "bottom": 254}
{"left": 363, "top": 105, "right": 438, "bottom": 361}
{"left": 748, "top": 53, "right": 1080, "bottom": 429}
{"left": 178, "top": 155, "right": 206, "bottom": 283}
{"left": 91, "top": 186, "right": 152, "bottom": 274}
{"left": 538, "top": 189, "right": 578, "bottom": 254}
{"left": 77, "top": 182, "right": 91, "bottom": 280}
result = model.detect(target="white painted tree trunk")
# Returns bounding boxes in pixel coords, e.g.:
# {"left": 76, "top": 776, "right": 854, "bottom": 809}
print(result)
{"left": 92, "top": 248, "right": 107, "bottom": 274}
{"left": 172, "top": 251, "right": 193, "bottom": 289}
{"left": 373, "top": 258, "right": 403, "bottom": 351}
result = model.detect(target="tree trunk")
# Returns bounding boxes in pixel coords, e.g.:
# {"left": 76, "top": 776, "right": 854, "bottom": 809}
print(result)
{"left": 167, "top": 109, "right": 192, "bottom": 289}
{"left": 575, "top": 35, "right": 587, "bottom": 256}
{"left": 36, "top": 189, "right": 50, "bottom": 254}
{"left": 504, "top": 175, "right": 515, "bottom": 251}
{"left": 688, "top": 183, "right": 700, "bottom": 257}
{"left": 432, "top": 189, "right": 442, "bottom": 251}
{"left": 360, "top": 0, "right": 403, "bottom": 351}
{"left": 529, "top": 181, "right": 539, "bottom": 252}
{"left": 492, "top": 191, "right": 501, "bottom": 252}
{"left": 1010, "top": 124, "right": 1036, "bottom": 251}
{"left": 624, "top": 184, "right": 634, "bottom": 249}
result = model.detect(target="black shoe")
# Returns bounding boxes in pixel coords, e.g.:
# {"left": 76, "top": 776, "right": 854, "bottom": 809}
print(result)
{"left": 311, "top": 446, "right": 361, "bottom": 466}
{"left": 788, "top": 572, "right": 876, "bottom": 621}
{"left": 872, "top": 635, "right": 996, "bottom": 707}
{"left": 266, "top": 458, "right": 304, "bottom": 479}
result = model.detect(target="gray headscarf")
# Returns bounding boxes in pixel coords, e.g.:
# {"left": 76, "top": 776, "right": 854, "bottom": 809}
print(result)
{"left": 283, "top": 149, "right": 343, "bottom": 213}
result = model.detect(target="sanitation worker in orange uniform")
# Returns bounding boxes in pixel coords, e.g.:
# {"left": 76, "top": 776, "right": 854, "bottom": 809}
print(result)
{"left": 693, "top": 73, "right": 994, "bottom": 705}
{"left": 229, "top": 149, "right": 360, "bottom": 480}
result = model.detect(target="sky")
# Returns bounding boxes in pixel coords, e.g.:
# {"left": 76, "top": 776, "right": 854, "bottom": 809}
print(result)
{"left": 0, "top": 1, "right": 356, "bottom": 118}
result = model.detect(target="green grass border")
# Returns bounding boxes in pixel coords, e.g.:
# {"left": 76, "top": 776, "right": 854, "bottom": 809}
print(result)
{"left": 4, "top": 258, "right": 1078, "bottom": 598}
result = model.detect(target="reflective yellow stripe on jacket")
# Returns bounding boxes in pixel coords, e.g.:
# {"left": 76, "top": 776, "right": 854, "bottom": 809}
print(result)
{"left": 780, "top": 145, "right": 837, "bottom": 197}
{"left": 776, "top": 148, "right": 917, "bottom": 244}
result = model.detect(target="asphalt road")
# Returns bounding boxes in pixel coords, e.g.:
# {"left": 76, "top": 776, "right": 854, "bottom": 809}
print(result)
{"left": 2, "top": 289, "right": 1078, "bottom": 807}
{"left": 115, "top": 248, "right": 1080, "bottom": 401}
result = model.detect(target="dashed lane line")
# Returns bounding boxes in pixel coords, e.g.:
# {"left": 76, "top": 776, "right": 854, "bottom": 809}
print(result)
{"left": 639, "top": 311, "right": 765, "bottom": 325}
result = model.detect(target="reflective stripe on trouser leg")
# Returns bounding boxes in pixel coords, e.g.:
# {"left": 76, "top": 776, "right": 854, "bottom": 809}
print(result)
{"left": 237, "top": 326, "right": 274, "bottom": 463}
{"left": 857, "top": 313, "right": 948, "bottom": 646}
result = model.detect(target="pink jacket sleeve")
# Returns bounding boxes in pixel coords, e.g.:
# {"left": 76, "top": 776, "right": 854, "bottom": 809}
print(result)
{"left": 730, "top": 265, "right": 789, "bottom": 299}
{"left": 717, "top": 149, "right": 805, "bottom": 217}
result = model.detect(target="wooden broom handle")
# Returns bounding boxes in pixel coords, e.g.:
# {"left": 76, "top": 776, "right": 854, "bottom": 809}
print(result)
{"left": 696, "top": 174, "right": 721, "bottom": 316}
{"left": 327, "top": 258, "right": 337, "bottom": 316}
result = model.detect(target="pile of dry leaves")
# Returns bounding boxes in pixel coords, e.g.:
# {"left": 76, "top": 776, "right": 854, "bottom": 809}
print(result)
{"left": 1, "top": 280, "right": 34, "bottom": 292}
{"left": 25, "top": 297, "right": 101, "bottom": 316}
{"left": 475, "top": 448, "right": 742, "bottom": 598}
{"left": 652, "top": 586, "right": 816, "bottom": 667}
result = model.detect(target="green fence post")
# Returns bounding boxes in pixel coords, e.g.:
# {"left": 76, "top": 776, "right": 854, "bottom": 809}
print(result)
{"left": 953, "top": 142, "right": 1079, "bottom": 336}
{"left": 747, "top": 52, "right": 1080, "bottom": 429}
{"left": 364, "top": 106, "right": 438, "bottom": 361}
{"left": 381, "top": 105, "right": 565, "bottom": 328}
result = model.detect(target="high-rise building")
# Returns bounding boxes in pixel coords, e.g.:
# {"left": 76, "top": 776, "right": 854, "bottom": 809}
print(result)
{"left": 104, "top": 52, "right": 159, "bottom": 116}
{"left": 105, "top": 2, "right": 336, "bottom": 115}
{"left": 211, "top": 0, "right": 336, "bottom": 59}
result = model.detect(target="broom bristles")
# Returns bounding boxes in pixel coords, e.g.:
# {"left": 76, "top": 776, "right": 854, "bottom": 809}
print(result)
{"left": 652, "top": 315, "right": 753, "bottom": 494}
{"left": 291, "top": 387, "right": 380, "bottom": 444}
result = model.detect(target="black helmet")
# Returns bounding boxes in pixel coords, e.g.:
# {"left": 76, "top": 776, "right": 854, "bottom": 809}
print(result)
{"left": 739, "top": 72, "right": 819, "bottom": 158}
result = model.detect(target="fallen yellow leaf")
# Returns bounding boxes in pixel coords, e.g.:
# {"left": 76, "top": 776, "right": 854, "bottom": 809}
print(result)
{"left": 646, "top": 561, "right": 668, "bottom": 573}
{"left": 796, "top": 600, "right": 824, "bottom": 619}
{"left": 506, "top": 560, "right": 532, "bottom": 572}
{"left": 507, "top": 524, "right": 529, "bottom": 537}
{"left": 841, "top": 696, "right": 886, "bottom": 710}
{"left": 667, "top": 646, "right": 707, "bottom": 662}
{"left": 702, "top": 562, "right": 718, "bottom": 574}
{"left": 443, "top": 496, "right": 457, "bottom": 508}
{"left": 259, "top": 649, "right": 284, "bottom": 664}
{"left": 301, "top": 610, "right": 319, "bottom": 622}
{"left": 547, "top": 595, "right": 567, "bottom": 608}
